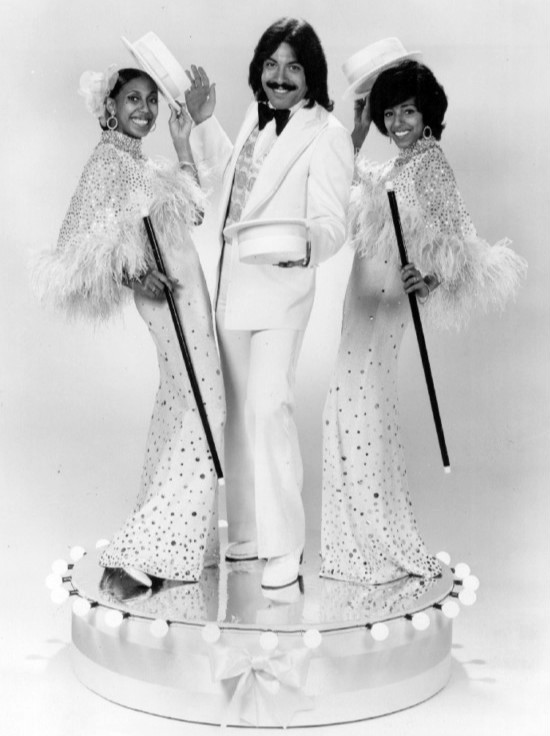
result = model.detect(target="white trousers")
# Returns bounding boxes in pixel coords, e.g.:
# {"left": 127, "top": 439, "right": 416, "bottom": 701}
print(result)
{"left": 215, "top": 315, "right": 306, "bottom": 559}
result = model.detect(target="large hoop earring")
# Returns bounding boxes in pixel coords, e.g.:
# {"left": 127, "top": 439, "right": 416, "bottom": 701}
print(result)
{"left": 150, "top": 122, "right": 157, "bottom": 132}
{"left": 423, "top": 125, "right": 433, "bottom": 140}
{"left": 107, "top": 114, "right": 118, "bottom": 131}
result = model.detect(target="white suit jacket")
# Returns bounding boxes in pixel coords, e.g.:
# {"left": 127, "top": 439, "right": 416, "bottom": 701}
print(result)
{"left": 190, "top": 102, "right": 354, "bottom": 330}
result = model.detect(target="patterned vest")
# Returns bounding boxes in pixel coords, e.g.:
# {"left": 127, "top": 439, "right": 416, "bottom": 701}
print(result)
{"left": 225, "top": 125, "right": 275, "bottom": 229}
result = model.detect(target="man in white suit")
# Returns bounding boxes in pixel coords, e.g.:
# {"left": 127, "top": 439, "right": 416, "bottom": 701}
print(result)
{"left": 186, "top": 17, "right": 354, "bottom": 590}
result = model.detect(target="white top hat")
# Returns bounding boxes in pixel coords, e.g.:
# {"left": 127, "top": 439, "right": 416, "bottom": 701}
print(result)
{"left": 223, "top": 218, "right": 309, "bottom": 265}
{"left": 342, "top": 37, "right": 421, "bottom": 99}
{"left": 121, "top": 32, "right": 187, "bottom": 106}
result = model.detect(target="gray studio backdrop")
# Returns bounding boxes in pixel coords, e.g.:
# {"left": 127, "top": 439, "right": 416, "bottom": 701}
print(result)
{"left": 1, "top": 0, "right": 547, "bottom": 606}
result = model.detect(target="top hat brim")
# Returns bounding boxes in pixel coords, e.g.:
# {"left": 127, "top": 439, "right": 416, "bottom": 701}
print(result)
{"left": 343, "top": 51, "right": 422, "bottom": 100}
{"left": 223, "top": 217, "right": 308, "bottom": 241}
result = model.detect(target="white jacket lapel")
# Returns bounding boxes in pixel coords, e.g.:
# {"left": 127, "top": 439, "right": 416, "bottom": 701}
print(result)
{"left": 242, "top": 104, "right": 328, "bottom": 219}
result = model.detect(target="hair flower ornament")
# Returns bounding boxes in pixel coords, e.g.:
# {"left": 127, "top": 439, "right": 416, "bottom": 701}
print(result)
{"left": 78, "top": 65, "right": 119, "bottom": 123}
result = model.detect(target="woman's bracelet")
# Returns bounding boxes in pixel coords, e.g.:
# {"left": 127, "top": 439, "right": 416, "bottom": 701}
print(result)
{"left": 417, "top": 274, "right": 440, "bottom": 304}
{"left": 178, "top": 160, "right": 197, "bottom": 171}
{"left": 424, "top": 273, "right": 440, "bottom": 293}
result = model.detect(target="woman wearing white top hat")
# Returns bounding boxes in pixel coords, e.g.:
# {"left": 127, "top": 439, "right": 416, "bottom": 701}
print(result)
{"left": 33, "top": 64, "right": 225, "bottom": 595}
{"left": 320, "top": 40, "right": 526, "bottom": 585}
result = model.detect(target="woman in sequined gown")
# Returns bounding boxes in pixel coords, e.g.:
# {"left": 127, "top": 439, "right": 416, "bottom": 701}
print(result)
{"left": 34, "top": 68, "right": 225, "bottom": 589}
{"left": 320, "top": 60, "right": 526, "bottom": 585}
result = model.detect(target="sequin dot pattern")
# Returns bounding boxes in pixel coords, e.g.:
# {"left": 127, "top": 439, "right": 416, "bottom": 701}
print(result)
{"left": 320, "top": 245, "right": 441, "bottom": 585}
{"left": 320, "top": 136, "right": 525, "bottom": 584}
{"left": 100, "top": 229, "right": 225, "bottom": 581}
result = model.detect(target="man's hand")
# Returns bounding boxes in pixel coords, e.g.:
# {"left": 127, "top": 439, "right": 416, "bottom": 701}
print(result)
{"left": 185, "top": 65, "right": 216, "bottom": 125}
{"left": 276, "top": 242, "right": 311, "bottom": 268}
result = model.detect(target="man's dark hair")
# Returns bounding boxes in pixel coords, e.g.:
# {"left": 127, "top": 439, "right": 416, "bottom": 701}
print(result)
{"left": 248, "top": 17, "right": 333, "bottom": 111}
{"left": 369, "top": 60, "right": 448, "bottom": 140}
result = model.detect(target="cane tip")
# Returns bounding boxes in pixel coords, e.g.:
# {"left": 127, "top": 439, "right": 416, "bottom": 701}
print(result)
{"left": 444, "top": 466, "right": 452, "bottom": 474}
{"left": 385, "top": 181, "right": 395, "bottom": 192}
{"left": 218, "top": 477, "right": 226, "bottom": 487}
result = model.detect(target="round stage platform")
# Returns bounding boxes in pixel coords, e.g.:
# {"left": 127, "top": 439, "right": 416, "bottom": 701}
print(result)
{"left": 49, "top": 540, "right": 476, "bottom": 728}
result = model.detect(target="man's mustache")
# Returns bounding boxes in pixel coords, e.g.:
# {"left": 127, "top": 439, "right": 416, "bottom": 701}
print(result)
{"left": 266, "top": 82, "right": 297, "bottom": 91}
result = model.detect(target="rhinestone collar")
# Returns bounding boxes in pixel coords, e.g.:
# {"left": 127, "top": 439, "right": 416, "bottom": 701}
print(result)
{"left": 100, "top": 130, "right": 144, "bottom": 160}
{"left": 395, "top": 136, "right": 438, "bottom": 166}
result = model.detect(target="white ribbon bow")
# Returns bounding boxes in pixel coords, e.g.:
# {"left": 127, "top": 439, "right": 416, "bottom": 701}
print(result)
{"left": 209, "top": 644, "right": 314, "bottom": 728}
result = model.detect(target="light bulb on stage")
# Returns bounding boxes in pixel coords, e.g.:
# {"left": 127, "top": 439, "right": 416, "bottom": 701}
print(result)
{"left": 441, "top": 600, "right": 460, "bottom": 619}
{"left": 458, "top": 590, "right": 477, "bottom": 606}
{"left": 72, "top": 597, "right": 92, "bottom": 617}
{"left": 51, "top": 587, "right": 70, "bottom": 605}
{"left": 370, "top": 623, "right": 389, "bottom": 641}
{"left": 201, "top": 623, "right": 221, "bottom": 644}
{"left": 259, "top": 631, "right": 279, "bottom": 651}
{"left": 453, "top": 562, "right": 471, "bottom": 580}
{"left": 411, "top": 612, "right": 431, "bottom": 631}
{"left": 104, "top": 610, "right": 124, "bottom": 628}
{"left": 150, "top": 619, "right": 170, "bottom": 638}
{"left": 303, "top": 629, "right": 323, "bottom": 649}
{"left": 45, "top": 573, "right": 63, "bottom": 590}
{"left": 435, "top": 551, "right": 451, "bottom": 566}
{"left": 95, "top": 539, "right": 110, "bottom": 549}
{"left": 462, "top": 574, "right": 480, "bottom": 591}
{"left": 51, "top": 559, "right": 69, "bottom": 575}
{"left": 69, "top": 545, "right": 86, "bottom": 562}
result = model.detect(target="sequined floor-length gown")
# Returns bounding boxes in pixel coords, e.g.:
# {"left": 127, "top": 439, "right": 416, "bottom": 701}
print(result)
{"left": 320, "top": 252, "right": 442, "bottom": 584}
{"left": 34, "top": 130, "right": 226, "bottom": 583}
{"left": 100, "top": 228, "right": 225, "bottom": 581}
{"left": 320, "top": 137, "right": 526, "bottom": 586}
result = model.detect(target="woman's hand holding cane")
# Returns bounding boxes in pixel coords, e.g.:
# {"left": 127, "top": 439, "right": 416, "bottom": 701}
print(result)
{"left": 401, "top": 263, "right": 430, "bottom": 300}
{"left": 128, "top": 268, "right": 179, "bottom": 300}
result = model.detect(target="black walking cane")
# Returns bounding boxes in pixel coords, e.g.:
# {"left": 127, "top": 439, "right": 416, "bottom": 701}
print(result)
{"left": 142, "top": 214, "right": 224, "bottom": 484}
{"left": 385, "top": 182, "right": 451, "bottom": 473}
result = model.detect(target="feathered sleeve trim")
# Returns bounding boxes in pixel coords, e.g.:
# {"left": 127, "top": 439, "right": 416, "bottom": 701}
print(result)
{"left": 349, "top": 146, "right": 527, "bottom": 330}
{"left": 32, "top": 144, "right": 205, "bottom": 322}
{"left": 147, "top": 158, "right": 206, "bottom": 244}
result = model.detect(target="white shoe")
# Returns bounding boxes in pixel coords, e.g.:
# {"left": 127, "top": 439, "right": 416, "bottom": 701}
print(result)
{"left": 123, "top": 566, "right": 153, "bottom": 587}
{"left": 203, "top": 555, "right": 220, "bottom": 568}
{"left": 225, "top": 541, "right": 258, "bottom": 562}
{"left": 261, "top": 548, "right": 302, "bottom": 590}
{"left": 261, "top": 579, "right": 302, "bottom": 604}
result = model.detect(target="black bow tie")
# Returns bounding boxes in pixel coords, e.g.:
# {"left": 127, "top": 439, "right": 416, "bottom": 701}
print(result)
{"left": 258, "top": 103, "right": 291, "bottom": 135}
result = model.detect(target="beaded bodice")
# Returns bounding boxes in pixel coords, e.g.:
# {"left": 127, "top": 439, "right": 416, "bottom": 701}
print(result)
{"left": 57, "top": 131, "right": 153, "bottom": 252}
{"left": 346, "top": 138, "right": 526, "bottom": 330}
{"left": 34, "top": 128, "right": 206, "bottom": 321}
{"left": 350, "top": 139, "right": 476, "bottom": 266}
